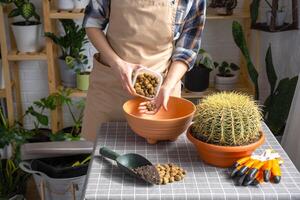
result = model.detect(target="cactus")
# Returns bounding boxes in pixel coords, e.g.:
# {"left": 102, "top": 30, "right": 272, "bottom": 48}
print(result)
{"left": 192, "top": 92, "right": 262, "bottom": 146}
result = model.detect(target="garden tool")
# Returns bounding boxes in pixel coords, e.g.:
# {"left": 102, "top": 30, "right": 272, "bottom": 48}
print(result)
{"left": 230, "top": 149, "right": 283, "bottom": 186}
{"left": 99, "top": 147, "right": 159, "bottom": 184}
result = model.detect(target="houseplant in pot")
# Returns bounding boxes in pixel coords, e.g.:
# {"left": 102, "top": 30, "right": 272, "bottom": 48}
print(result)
{"left": 0, "top": 108, "right": 30, "bottom": 199}
{"left": 45, "top": 19, "right": 88, "bottom": 88}
{"left": 24, "top": 94, "right": 58, "bottom": 143}
{"left": 52, "top": 88, "right": 84, "bottom": 140}
{"left": 0, "top": 159, "right": 29, "bottom": 200}
{"left": 214, "top": 61, "right": 240, "bottom": 91}
{"left": 184, "top": 49, "right": 214, "bottom": 92}
{"left": 210, "top": 0, "right": 238, "bottom": 15}
{"left": 0, "top": 0, "right": 42, "bottom": 52}
{"left": 187, "top": 92, "right": 265, "bottom": 167}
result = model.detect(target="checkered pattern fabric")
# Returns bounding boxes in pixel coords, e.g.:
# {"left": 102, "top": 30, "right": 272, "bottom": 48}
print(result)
{"left": 83, "top": 122, "right": 300, "bottom": 200}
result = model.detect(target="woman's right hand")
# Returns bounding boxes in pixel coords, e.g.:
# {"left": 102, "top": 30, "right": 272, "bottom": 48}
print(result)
{"left": 112, "top": 59, "right": 141, "bottom": 96}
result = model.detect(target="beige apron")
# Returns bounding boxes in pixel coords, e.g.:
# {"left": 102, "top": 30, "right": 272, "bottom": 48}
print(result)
{"left": 82, "top": 0, "right": 181, "bottom": 141}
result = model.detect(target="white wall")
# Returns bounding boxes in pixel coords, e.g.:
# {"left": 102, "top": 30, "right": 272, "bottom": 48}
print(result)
{"left": 13, "top": 0, "right": 300, "bottom": 128}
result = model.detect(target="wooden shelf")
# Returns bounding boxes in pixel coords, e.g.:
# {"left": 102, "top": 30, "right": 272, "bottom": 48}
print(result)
{"left": 207, "top": 12, "right": 250, "bottom": 20}
{"left": 0, "top": 89, "right": 6, "bottom": 98}
{"left": 49, "top": 9, "right": 84, "bottom": 19}
{"left": 7, "top": 50, "right": 47, "bottom": 61}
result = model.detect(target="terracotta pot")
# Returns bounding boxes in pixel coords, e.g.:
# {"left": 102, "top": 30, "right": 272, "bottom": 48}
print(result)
{"left": 187, "top": 127, "right": 265, "bottom": 168}
{"left": 123, "top": 97, "right": 196, "bottom": 144}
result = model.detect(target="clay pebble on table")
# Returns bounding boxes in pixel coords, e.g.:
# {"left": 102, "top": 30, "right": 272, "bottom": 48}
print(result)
{"left": 156, "top": 163, "right": 186, "bottom": 185}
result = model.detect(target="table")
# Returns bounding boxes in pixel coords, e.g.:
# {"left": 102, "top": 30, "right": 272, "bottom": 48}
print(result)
{"left": 83, "top": 122, "right": 300, "bottom": 200}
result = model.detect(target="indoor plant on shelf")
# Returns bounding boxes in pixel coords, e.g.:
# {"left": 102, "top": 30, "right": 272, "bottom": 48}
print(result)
{"left": 187, "top": 92, "right": 265, "bottom": 167}
{"left": 24, "top": 94, "right": 58, "bottom": 143}
{"left": 210, "top": 0, "right": 238, "bottom": 15}
{"left": 214, "top": 61, "right": 240, "bottom": 91}
{"left": 45, "top": 19, "right": 88, "bottom": 88}
{"left": 184, "top": 49, "right": 214, "bottom": 92}
{"left": 0, "top": 108, "right": 30, "bottom": 200}
{"left": 0, "top": 0, "right": 42, "bottom": 52}
{"left": 53, "top": 88, "right": 85, "bottom": 140}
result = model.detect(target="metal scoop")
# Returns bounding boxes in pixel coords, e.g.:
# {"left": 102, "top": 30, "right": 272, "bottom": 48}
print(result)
{"left": 99, "top": 147, "right": 159, "bottom": 184}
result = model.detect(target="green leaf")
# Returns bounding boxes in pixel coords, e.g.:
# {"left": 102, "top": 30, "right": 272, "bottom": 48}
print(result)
{"left": 8, "top": 8, "right": 20, "bottom": 18}
{"left": 264, "top": 76, "right": 299, "bottom": 135}
{"left": 230, "top": 63, "right": 240, "bottom": 71}
{"left": 265, "top": 45, "right": 277, "bottom": 95}
{"left": 232, "top": 21, "right": 259, "bottom": 100}
{"left": 250, "top": 0, "right": 261, "bottom": 25}
{"left": 21, "top": 2, "right": 34, "bottom": 21}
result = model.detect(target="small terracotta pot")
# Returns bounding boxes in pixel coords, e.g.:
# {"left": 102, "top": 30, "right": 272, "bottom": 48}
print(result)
{"left": 187, "top": 127, "right": 265, "bottom": 168}
{"left": 123, "top": 97, "right": 196, "bottom": 144}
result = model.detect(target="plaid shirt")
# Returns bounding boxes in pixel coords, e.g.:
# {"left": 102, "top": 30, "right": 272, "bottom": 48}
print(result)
{"left": 83, "top": 0, "right": 206, "bottom": 69}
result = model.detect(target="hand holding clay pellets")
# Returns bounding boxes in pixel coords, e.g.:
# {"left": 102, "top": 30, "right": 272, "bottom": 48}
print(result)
{"left": 155, "top": 163, "right": 186, "bottom": 185}
{"left": 145, "top": 102, "right": 156, "bottom": 111}
{"left": 134, "top": 73, "right": 159, "bottom": 98}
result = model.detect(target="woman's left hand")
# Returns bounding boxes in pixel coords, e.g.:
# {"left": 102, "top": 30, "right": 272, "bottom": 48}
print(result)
{"left": 138, "top": 85, "right": 172, "bottom": 114}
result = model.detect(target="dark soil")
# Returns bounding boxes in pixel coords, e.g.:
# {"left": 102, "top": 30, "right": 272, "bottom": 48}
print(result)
{"left": 79, "top": 72, "right": 90, "bottom": 75}
{"left": 27, "top": 128, "right": 51, "bottom": 143}
{"left": 61, "top": 126, "right": 82, "bottom": 136}
{"left": 12, "top": 21, "right": 41, "bottom": 26}
{"left": 132, "top": 165, "right": 160, "bottom": 185}
{"left": 217, "top": 74, "right": 235, "bottom": 77}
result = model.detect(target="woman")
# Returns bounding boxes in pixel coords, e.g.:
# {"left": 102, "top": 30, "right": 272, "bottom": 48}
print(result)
{"left": 82, "top": 0, "right": 206, "bottom": 141}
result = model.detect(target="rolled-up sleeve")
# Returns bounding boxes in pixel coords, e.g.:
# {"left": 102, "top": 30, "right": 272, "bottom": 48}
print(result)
{"left": 172, "top": 0, "right": 206, "bottom": 70}
{"left": 82, "top": 0, "right": 110, "bottom": 30}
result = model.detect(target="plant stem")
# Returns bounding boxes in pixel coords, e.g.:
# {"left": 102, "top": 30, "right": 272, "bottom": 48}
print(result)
{"left": 265, "top": 0, "right": 273, "bottom": 9}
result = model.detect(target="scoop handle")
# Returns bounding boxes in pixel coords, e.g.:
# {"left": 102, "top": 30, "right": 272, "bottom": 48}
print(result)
{"left": 99, "top": 147, "right": 120, "bottom": 161}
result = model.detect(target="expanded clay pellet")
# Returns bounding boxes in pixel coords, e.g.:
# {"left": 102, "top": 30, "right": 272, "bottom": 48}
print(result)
{"left": 155, "top": 163, "right": 186, "bottom": 185}
{"left": 134, "top": 73, "right": 159, "bottom": 98}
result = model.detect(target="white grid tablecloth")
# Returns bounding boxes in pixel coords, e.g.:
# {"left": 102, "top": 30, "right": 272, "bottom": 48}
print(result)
{"left": 83, "top": 122, "right": 300, "bottom": 200}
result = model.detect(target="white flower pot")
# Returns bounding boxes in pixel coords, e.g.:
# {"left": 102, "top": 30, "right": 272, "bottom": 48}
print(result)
{"left": 11, "top": 22, "right": 42, "bottom": 53}
{"left": 74, "top": 0, "right": 89, "bottom": 9}
{"left": 266, "top": 11, "right": 287, "bottom": 27}
{"left": 0, "top": 144, "right": 12, "bottom": 159}
{"left": 20, "top": 161, "right": 86, "bottom": 200}
{"left": 215, "top": 74, "right": 239, "bottom": 91}
{"left": 57, "top": 0, "right": 75, "bottom": 10}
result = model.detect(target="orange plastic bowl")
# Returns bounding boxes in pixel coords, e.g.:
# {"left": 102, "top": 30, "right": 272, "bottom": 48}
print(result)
{"left": 123, "top": 97, "right": 196, "bottom": 144}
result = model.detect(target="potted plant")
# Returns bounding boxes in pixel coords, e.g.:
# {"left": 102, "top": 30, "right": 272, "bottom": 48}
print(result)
{"left": 265, "top": 0, "right": 286, "bottom": 27}
{"left": 210, "top": 0, "right": 238, "bottom": 15}
{"left": 184, "top": 49, "right": 214, "bottom": 92}
{"left": 45, "top": 19, "right": 88, "bottom": 88}
{"left": 187, "top": 92, "right": 265, "bottom": 168}
{"left": 0, "top": 159, "right": 28, "bottom": 200}
{"left": 214, "top": 61, "right": 240, "bottom": 91}
{"left": 24, "top": 94, "right": 58, "bottom": 143}
{"left": 58, "top": 88, "right": 85, "bottom": 138}
{"left": 0, "top": 108, "right": 30, "bottom": 200}
{"left": 0, "top": 0, "right": 42, "bottom": 52}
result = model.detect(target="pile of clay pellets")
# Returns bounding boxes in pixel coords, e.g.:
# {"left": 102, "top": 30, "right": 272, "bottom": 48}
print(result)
{"left": 156, "top": 163, "right": 186, "bottom": 185}
{"left": 134, "top": 73, "right": 159, "bottom": 98}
